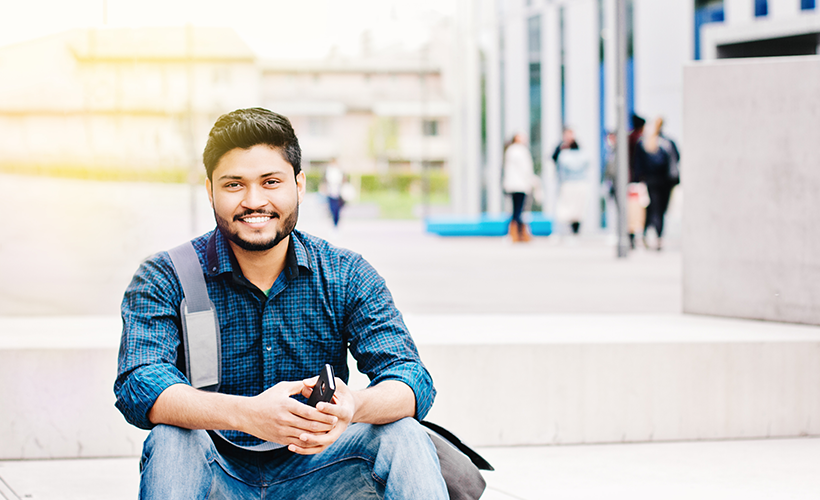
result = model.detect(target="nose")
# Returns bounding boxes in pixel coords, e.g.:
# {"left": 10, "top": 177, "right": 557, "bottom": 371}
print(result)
{"left": 241, "top": 184, "right": 268, "bottom": 210}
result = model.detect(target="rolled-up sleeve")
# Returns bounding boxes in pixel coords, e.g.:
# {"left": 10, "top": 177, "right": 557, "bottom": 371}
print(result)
{"left": 343, "top": 255, "right": 436, "bottom": 420}
{"left": 114, "top": 253, "right": 190, "bottom": 430}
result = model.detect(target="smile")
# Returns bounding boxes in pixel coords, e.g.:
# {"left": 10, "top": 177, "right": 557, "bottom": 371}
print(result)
{"left": 242, "top": 216, "right": 271, "bottom": 224}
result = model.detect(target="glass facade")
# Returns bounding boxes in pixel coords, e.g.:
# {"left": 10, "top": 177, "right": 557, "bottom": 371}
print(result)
{"left": 528, "top": 15, "right": 542, "bottom": 176}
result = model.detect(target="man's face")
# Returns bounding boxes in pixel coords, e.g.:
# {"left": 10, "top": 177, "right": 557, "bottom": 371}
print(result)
{"left": 206, "top": 144, "right": 305, "bottom": 252}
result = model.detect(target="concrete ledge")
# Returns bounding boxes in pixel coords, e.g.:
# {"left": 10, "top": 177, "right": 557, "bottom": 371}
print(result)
{"left": 409, "top": 315, "right": 820, "bottom": 446}
{"left": 0, "top": 317, "right": 147, "bottom": 460}
{"left": 2, "top": 314, "right": 820, "bottom": 458}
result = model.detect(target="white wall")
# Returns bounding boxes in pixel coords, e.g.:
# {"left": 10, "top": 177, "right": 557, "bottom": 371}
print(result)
{"left": 683, "top": 56, "right": 820, "bottom": 326}
{"left": 725, "top": 0, "right": 755, "bottom": 24}
{"left": 501, "top": 0, "right": 530, "bottom": 141}
{"left": 540, "top": 3, "right": 563, "bottom": 216}
{"left": 633, "top": 0, "right": 693, "bottom": 150}
{"left": 559, "top": 0, "right": 602, "bottom": 231}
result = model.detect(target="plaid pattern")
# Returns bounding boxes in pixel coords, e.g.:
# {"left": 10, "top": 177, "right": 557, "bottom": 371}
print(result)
{"left": 115, "top": 229, "right": 435, "bottom": 447}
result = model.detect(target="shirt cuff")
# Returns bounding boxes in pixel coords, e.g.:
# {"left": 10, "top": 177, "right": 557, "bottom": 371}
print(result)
{"left": 115, "top": 363, "right": 189, "bottom": 430}
{"left": 370, "top": 362, "right": 436, "bottom": 421}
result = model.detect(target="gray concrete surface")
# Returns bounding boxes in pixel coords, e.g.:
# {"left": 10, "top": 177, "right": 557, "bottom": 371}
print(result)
{"left": 0, "top": 173, "right": 681, "bottom": 316}
{"left": 5, "top": 313, "right": 818, "bottom": 458}
{"left": 2, "top": 437, "right": 819, "bottom": 499}
{"left": 682, "top": 56, "right": 820, "bottom": 326}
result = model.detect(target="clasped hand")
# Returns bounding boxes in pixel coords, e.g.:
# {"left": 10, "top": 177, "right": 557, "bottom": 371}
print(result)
{"left": 244, "top": 376, "right": 356, "bottom": 455}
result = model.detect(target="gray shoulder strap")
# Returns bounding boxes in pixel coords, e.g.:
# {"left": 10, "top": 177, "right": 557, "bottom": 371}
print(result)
{"left": 167, "top": 242, "right": 221, "bottom": 391}
{"left": 166, "top": 241, "right": 284, "bottom": 452}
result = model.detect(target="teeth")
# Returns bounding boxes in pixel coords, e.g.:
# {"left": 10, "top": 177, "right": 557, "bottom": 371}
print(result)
{"left": 244, "top": 216, "right": 270, "bottom": 224}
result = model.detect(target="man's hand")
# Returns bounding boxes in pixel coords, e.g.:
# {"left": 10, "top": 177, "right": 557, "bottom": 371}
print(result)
{"left": 241, "top": 380, "right": 340, "bottom": 451}
{"left": 284, "top": 377, "right": 356, "bottom": 455}
{"left": 149, "top": 378, "right": 414, "bottom": 457}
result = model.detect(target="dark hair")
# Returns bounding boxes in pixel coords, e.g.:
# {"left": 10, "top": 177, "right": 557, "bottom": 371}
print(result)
{"left": 202, "top": 108, "right": 301, "bottom": 180}
{"left": 631, "top": 113, "right": 646, "bottom": 130}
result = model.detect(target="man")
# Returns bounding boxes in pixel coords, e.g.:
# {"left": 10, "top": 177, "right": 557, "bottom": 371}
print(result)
{"left": 115, "top": 108, "right": 448, "bottom": 499}
{"left": 627, "top": 114, "right": 647, "bottom": 249}
{"left": 628, "top": 114, "right": 646, "bottom": 183}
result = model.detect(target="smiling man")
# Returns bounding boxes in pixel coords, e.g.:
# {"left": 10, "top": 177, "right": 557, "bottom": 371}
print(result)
{"left": 115, "top": 108, "right": 447, "bottom": 499}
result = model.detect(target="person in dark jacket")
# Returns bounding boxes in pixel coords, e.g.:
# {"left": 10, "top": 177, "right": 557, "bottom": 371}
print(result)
{"left": 635, "top": 117, "right": 680, "bottom": 251}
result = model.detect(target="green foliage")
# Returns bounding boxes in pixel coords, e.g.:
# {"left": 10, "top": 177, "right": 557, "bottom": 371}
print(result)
{"left": 367, "top": 117, "right": 400, "bottom": 158}
{"left": 0, "top": 163, "right": 190, "bottom": 183}
{"left": 305, "top": 171, "right": 322, "bottom": 192}
{"left": 356, "top": 172, "right": 449, "bottom": 196}
{"left": 359, "top": 190, "right": 451, "bottom": 219}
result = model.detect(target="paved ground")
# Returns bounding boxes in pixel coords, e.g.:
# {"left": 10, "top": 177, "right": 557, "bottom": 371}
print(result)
{"left": 0, "top": 174, "right": 680, "bottom": 316}
{"left": 2, "top": 438, "right": 819, "bottom": 499}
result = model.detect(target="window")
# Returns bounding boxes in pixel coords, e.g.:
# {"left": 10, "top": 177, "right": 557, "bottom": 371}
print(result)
{"left": 801, "top": 0, "right": 815, "bottom": 10}
{"left": 754, "top": 0, "right": 768, "bottom": 17}
{"left": 422, "top": 120, "right": 439, "bottom": 137}
{"left": 308, "top": 117, "right": 329, "bottom": 137}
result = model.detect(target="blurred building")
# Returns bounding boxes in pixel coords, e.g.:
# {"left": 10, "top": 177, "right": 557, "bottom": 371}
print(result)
{"left": 0, "top": 27, "right": 258, "bottom": 178}
{"left": 699, "top": 0, "right": 820, "bottom": 59}
{"left": 0, "top": 25, "right": 452, "bottom": 181}
{"left": 260, "top": 58, "right": 451, "bottom": 175}
{"left": 469, "top": 0, "right": 819, "bottom": 222}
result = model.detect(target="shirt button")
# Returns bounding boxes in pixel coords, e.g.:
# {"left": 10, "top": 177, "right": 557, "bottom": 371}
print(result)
{"left": 266, "top": 345, "right": 272, "bottom": 352}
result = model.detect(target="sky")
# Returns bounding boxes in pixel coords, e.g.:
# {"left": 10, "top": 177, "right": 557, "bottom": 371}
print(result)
{"left": 1, "top": 0, "right": 456, "bottom": 59}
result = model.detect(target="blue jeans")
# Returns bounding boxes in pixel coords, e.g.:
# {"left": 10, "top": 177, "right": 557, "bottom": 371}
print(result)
{"left": 139, "top": 418, "right": 447, "bottom": 500}
{"left": 328, "top": 196, "right": 343, "bottom": 226}
{"left": 510, "top": 192, "right": 526, "bottom": 225}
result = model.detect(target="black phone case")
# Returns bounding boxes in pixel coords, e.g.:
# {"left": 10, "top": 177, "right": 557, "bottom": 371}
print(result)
{"left": 306, "top": 364, "right": 336, "bottom": 407}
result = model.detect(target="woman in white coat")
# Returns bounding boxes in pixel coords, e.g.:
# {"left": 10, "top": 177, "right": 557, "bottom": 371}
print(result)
{"left": 502, "top": 134, "right": 536, "bottom": 242}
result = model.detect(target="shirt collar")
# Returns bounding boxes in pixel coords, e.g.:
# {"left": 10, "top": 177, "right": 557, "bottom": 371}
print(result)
{"left": 287, "top": 230, "right": 313, "bottom": 280}
{"left": 205, "top": 228, "right": 312, "bottom": 281}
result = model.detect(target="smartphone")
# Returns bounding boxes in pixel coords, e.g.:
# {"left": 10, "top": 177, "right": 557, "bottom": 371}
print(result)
{"left": 306, "top": 364, "right": 336, "bottom": 407}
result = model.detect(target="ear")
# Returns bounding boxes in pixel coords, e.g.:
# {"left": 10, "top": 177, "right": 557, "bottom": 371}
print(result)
{"left": 205, "top": 178, "right": 214, "bottom": 208}
{"left": 295, "top": 171, "right": 306, "bottom": 205}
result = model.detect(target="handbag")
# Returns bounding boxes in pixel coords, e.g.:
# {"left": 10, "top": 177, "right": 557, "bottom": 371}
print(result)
{"left": 167, "top": 242, "right": 492, "bottom": 499}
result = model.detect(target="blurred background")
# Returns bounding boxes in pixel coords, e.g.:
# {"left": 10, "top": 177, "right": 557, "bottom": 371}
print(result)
{"left": 0, "top": 0, "right": 818, "bottom": 317}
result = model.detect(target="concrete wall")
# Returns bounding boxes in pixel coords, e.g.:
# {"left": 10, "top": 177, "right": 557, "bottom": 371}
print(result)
{"left": 633, "top": 0, "right": 692, "bottom": 149}
{"left": 5, "top": 314, "right": 820, "bottom": 458}
{"left": 682, "top": 56, "right": 820, "bottom": 325}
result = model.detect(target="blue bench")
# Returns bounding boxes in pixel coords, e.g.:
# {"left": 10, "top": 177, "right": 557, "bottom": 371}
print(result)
{"left": 425, "top": 213, "right": 552, "bottom": 237}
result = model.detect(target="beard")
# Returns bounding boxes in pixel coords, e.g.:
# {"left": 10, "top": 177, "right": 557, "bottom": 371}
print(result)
{"left": 215, "top": 203, "right": 299, "bottom": 252}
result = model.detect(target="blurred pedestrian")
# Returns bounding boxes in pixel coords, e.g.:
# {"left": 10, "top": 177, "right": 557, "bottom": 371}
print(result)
{"left": 502, "top": 133, "right": 536, "bottom": 242}
{"left": 627, "top": 114, "right": 647, "bottom": 249}
{"left": 323, "top": 158, "right": 345, "bottom": 227}
{"left": 628, "top": 114, "right": 646, "bottom": 181}
{"left": 635, "top": 117, "right": 680, "bottom": 251}
{"left": 553, "top": 128, "right": 590, "bottom": 235}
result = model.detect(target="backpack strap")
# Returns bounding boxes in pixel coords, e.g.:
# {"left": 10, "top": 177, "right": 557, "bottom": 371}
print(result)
{"left": 167, "top": 241, "right": 284, "bottom": 453}
{"left": 167, "top": 242, "right": 221, "bottom": 391}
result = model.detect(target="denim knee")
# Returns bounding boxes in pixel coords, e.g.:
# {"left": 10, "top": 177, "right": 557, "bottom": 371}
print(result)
{"left": 142, "top": 425, "right": 213, "bottom": 463}
{"left": 379, "top": 418, "right": 432, "bottom": 447}
{"left": 140, "top": 426, "right": 218, "bottom": 500}
{"left": 369, "top": 418, "right": 447, "bottom": 499}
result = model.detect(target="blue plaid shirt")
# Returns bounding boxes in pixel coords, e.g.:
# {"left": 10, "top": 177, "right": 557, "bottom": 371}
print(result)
{"left": 115, "top": 229, "right": 435, "bottom": 447}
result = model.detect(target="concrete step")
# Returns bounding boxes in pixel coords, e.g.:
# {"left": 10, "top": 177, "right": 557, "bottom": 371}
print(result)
{"left": 404, "top": 314, "right": 820, "bottom": 447}
{"left": 2, "top": 314, "right": 819, "bottom": 459}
